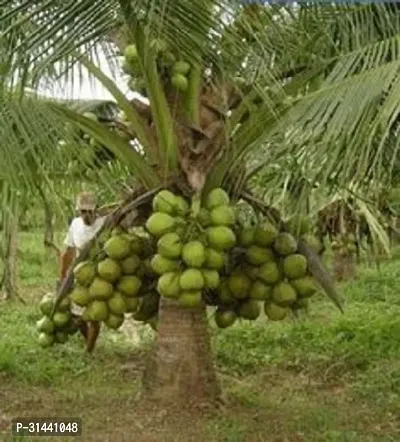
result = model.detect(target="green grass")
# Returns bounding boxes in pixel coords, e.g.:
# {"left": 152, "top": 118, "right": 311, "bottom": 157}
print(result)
{"left": 0, "top": 231, "right": 399, "bottom": 441}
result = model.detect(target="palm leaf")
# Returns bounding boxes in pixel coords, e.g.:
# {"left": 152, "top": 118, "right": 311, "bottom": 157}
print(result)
{"left": 48, "top": 102, "right": 160, "bottom": 189}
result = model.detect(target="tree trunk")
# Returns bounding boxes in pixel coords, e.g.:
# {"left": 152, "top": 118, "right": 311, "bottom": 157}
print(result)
{"left": 333, "top": 251, "right": 356, "bottom": 281}
{"left": 43, "top": 199, "right": 54, "bottom": 246}
{"left": 143, "top": 297, "right": 221, "bottom": 408}
{"left": 1, "top": 211, "right": 19, "bottom": 300}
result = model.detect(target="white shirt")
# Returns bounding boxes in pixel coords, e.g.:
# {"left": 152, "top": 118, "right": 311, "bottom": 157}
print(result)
{"left": 64, "top": 216, "right": 106, "bottom": 252}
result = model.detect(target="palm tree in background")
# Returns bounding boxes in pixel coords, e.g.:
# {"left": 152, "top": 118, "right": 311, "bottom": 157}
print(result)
{"left": 1, "top": 0, "right": 400, "bottom": 407}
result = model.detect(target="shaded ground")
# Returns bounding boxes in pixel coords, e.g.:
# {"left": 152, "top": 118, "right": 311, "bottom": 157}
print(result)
{"left": 0, "top": 232, "right": 399, "bottom": 441}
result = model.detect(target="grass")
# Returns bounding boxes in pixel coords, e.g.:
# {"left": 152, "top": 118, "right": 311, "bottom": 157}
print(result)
{"left": 0, "top": 230, "right": 399, "bottom": 441}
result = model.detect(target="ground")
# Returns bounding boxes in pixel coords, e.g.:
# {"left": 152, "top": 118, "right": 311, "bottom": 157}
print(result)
{"left": 0, "top": 232, "right": 399, "bottom": 441}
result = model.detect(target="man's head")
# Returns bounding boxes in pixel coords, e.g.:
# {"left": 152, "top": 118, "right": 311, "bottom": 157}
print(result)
{"left": 76, "top": 192, "right": 97, "bottom": 225}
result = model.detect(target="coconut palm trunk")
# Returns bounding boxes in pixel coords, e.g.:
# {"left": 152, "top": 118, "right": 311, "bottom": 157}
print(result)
{"left": 1, "top": 210, "right": 19, "bottom": 300}
{"left": 143, "top": 298, "right": 220, "bottom": 406}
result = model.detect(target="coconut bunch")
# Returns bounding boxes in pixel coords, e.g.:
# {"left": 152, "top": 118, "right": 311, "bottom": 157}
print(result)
{"left": 145, "top": 188, "right": 237, "bottom": 308}
{"left": 36, "top": 293, "right": 78, "bottom": 347}
{"left": 210, "top": 222, "right": 320, "bottom": 329}
{"left": 121, "top": 39, "right": 191, "bottom": 94}
{"left": 331, "top": 233, "right": 357, "bottom": 256}
{"left": 67, "top": 228, "right": 154, "bottom": 331}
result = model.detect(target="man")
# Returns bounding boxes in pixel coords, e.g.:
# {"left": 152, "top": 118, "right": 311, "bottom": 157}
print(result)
{"left": 59, "top": 191, "right": 106, "bottom": 353}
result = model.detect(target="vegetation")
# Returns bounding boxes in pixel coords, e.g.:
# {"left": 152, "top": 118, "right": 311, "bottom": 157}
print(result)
{"left": 1, "top": 0, "right": 400, "bottom": 435}
{"left": 0, "top": 231, "right": 399, "bottom": 440}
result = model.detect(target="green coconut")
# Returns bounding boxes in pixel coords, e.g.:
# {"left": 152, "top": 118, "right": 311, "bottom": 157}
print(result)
{"left": 73, "top": 261, "right": 96, "bottom": 286}
{"left": 157, "top": 232, "right": 182, "bottom": 259}
{"left": 255, "top": 222, "right": 278, "bottom": 247}
{"left": 217, "top": 281, "right": 234, "bottom": 304}
{"left": 129, "top": 235, "right": 145, "bottom": 255}
{"left": 228, "top": 272, "right": 251, "bottom": 299}
{"left": 245, "top": 246, "right": 275, "bottom": 266}
{"left": 274, "top": 232, "right": 298, "bottom": 256}
{"left": 108, "top": 292, "right": 127, "bottom": 315}
{"left": 258, "top": 262, "right": 281, "bottom": 285}
{"left": 215, "top": 309, "right": 237, "bottom": 328}
{"left": 282, "top": 254, "right": 308, "bottom": 279}
{"left": 124, "top": 297, "right": 139, "bottom": 313}
{"left": 292, "top": 298, "right": 309, "bottom": 310}
{"left": 264, "top": 302, "right": 288, "bottom": 321}
{"left": 272, "top": 282, "right": 297, "bottom": 306}
{"left": 146, "top": 212, "right": 176, "bottom": 237}
{"left": 97, "top": 258, "right": 122, "bottom": 283}
{"left": 38, "top": 332, "right": 54, "bottom": 348}
{"left": 116, "top": 276, "right": 142, "bottom": 297}
{"left": 202, "top": 269, "right": 220, "bottom": 290}
{"left": 210, "top": 205, "right": 235, "bottom": 226}
{"left": 290, "top": 276, "right": 318, "bottom": 298}
{"left": 124, "top": 44, "right": 138, "bottom": 62}
{"left": 179, "top": 291, "right": 203, "bottom": 308}
{"left": 89, "top": 277, "right": 114, "bottom": 300}
{"left": 180, "top": 268, "right": 204, "bottom": 291}
{"left": 206, "top": 226, "right": 236, "bottom": 251}
{"left": 120, "top": 255, "right": 140, "bottom": 274}
{"left": 85, "top": 300, "right": 109, "bottom": 321}
{"left": 301, "top": 234, "right": 323, "bottom": 254}
{"left": 36, "top": 316, "right": 55, "bottom": 334}
{"left": 173, "top": 60, "right": 191, "bottom": 75}
{"left": 175, "top": 196, "right": 189, "bottom": 216}
{"left": 53, "top": 311, "right": 70, "bottom": 328}
{"left": 205, "top": 188, "right": 230, "bottom": 210}
{"left": 243, "top": 265, "right": 260, "bottom": 280}
{"left": 151, "top": 254, "right": 180, "bottom": 275}
{"left": 238, "top": 227, "right": 256, "bottom": 247}
{"left": 249, "top": 281, "right": 272, "bottom": 300}
{"left": 157, "top": 272, "right": 181, "bottom": 298}
{"left": 104, "top": 235, "right": 131, "bottom": 260}
{"left": 182, "top": 241, "right": 206, "bottom": 267}
{"left": 198, "top": 208, "right": 211, "bottom": 227}
{"left": 70, "top": 286, "right": 91, "bottom": 307}
{"left": 171, "top": 73, "right": 188, "bottom": 91}
{"left": 238, "top": 299, "right": 261, "bottom": 320}
{"left": 105, "top": 314, "right": 124, "bottom": 330}
{"left": 39, "top": 294, "right": 54, "bottom": 317}
{"left": 204, "top": 248, "right": 225, "bottom": 270}
{"left": 152, "top": 190, "right": 178, "bottom": 215}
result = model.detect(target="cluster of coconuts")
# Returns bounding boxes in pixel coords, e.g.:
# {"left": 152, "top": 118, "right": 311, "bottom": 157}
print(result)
{"left": 121, "top": 40, "right": 191, "bottom": 94}
{"left": 36, "top": 293, "right": 78, "bottom": 347}
{"left": 331, "top": 233, "right": 357, "bottom": 256}
{"left": 145, "top": 188, "right": 237, "bottom": 308}
{"left": 67, "top": 228, "right": 158, "bottom": 331}
{"left": 210, "top": 222, "right": 320, "bottom": 329}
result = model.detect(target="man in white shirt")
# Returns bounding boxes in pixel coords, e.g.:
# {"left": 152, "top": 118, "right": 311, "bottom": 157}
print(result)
{"left": 59, "top": 191, "right": 106, "bottom": 353}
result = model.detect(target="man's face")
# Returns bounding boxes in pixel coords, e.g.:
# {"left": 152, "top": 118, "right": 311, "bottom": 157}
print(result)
{"left": 79, "top": 209, "right": 96, "bottom": 225}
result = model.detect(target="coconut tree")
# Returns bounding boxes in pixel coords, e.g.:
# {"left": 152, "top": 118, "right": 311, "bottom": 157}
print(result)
{"left": 2, "top": 1, "right": 400, "bottom": 407}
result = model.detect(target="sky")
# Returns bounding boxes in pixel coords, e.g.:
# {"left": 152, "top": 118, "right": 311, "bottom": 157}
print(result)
{"left": 38, "top": 52, "right": 136, "bottom": 102}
